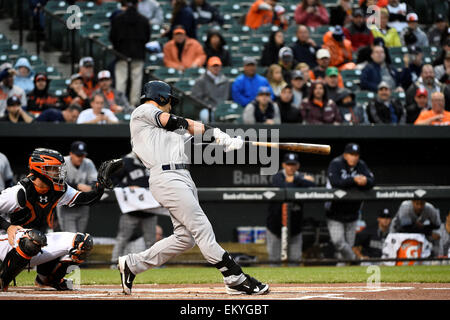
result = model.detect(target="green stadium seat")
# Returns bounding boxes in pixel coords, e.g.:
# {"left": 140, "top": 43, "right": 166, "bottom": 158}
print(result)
{"left": 392, "top": 91, "right": 406, "bottom": 104}
{"left": 183, "top": 67, "right": 206, "bottom": 79}
{"left": 152, "top": 67, "right": 182, "bottom": 82}
{"left": 355, "top": 91, "right": 376, "bottom": 105}
{"left": 0, "top": 43, "right": 26, "bottom": 59}
{"left": 74, "top": 1, "right": 97, "bottom": 15}
{"left": 98, "top": 1, "right": 121, "bottom": 13}
{"left": 220, "top": 3, "right": 245, "bottom": 18}
{"left": 236, "top": 45, "right": 261, "bottom": 57}
{"left": 44, "top": 1, "right": 69, "bottom": 16}
{"left": 341, "top": 69, "right": 362, "bottom": 82}
{"left": 214, "top": 101, "right": 243, "bottom": 123}
{"left": 174, "top": 79, "right": 197, "bottom": 94}
{"left": 222, "top": 66, "right": 241, "bottom": 79}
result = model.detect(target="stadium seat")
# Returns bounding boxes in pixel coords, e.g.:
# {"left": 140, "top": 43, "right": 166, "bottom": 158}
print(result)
{"left": 44, "top": 0, "right": 69, "bottom": 16}
{"left": 220, "top": 3, "right": 244, "bottom": 18}
{"left": 236, "top": 45, "right": 261, "bottom": 58}
{"left": 0, "top": 43, "right": 25, "bottom": 59}
{"left": 392, "top": 91, "right": 406, "bottom": 104}
{"left": 98, "top": 1, "right": 121, "bottom": 13}
{"left": 152, "top": 67, "right": 182, "bottom": 82}
{"left": 222, "top": 66, "right": 241, "bottom": 79}
{"left": 355, "top": 91, "right": 376, "bottom": 105}
{"left": 214, "top": 101, "right": 243, "bottom": 123}
{"left": 183, "top": 67, "right": 206, "bottom": 79}
{"left": 174, "top": 79, "right": 196, "bottom": 94}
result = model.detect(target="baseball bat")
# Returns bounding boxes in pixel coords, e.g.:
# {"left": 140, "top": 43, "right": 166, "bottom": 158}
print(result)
{"left": 280, "top": 203, "right": 289, "bottom": 262}
{"left": 248, "top": 141, "right": 331, "bottom": 155}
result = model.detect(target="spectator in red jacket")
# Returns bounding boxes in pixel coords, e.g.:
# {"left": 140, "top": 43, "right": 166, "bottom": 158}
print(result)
{"left": 294, "top": 0, "right": 329, "bottom": 28}
{"left": 344, "top": 9, "right": 374, "bottom": 51}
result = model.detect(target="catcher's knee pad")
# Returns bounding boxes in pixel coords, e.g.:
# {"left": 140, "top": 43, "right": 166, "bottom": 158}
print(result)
{"left": 214, "top": 252, "right": 243, "bottom": 277}
{"left": 69, "top": 233, "right": 93, "bottom": 263}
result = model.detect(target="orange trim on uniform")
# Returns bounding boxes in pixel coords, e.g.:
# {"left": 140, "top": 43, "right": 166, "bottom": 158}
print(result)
{"left": 23, "top": 202, "right": 37, "bottom": 225}
{"left": 67, "top": 191, "right": 81, "bottom": 207}
{"left": 46, "top": 201, "right": 59, "bottom": 229}
{"left": 16, "top": 246, "right": 32, "bottom": 260}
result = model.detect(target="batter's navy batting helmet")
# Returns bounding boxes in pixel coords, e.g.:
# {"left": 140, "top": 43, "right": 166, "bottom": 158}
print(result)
{"left": 140, "top": 80, "right": 179, "bottom": 106}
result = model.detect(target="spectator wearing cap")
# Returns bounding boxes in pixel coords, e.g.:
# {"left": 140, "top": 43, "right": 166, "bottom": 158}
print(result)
{"left": 290, "top": 69, "right": 310, "bottom": 108}
{"left": 369, "top": 8, "right": 402, "bottom": 48}
{"left": 266, "top": 153, "right": 315, "bottom": 264}
{"left": 329, "top": 0, "right": 352, "bottom": 27}
{"left": 191, "top": 56, "right": 230, "bottom": 123}
{"left": 352, "top": 208, "right": 393, "bottom": 260}
{"left": 294, "top": 0, "right": 329, "bottom": 28}
{"left": 163, "top": 0, "right": 197, "bottom": 40}
{"left": 414, "top": 92, "right": 450, "bottom": 125}
{"left": 110, "top": 0, "right": 150, "bottom": 107}
{"left": 231, "top": 57, "right": 274, "bottom": 107}
{"left": 367, "top": 81, "right": 406, "bottom": 124}
{"left": 190, "top": 0, "right": 224, "bottom": 26}
{"left": 93, "top": 70, "right": 133, "bottom": 115}
{"left": 76, "top": 93, "right": 119, "bottom": 124}
{"left": 245, "top": 0, "right": 276, "bottom": 30}
{"left": 400, "top": 13, "right": 429, "bottom": 48}
{"left": 57, "top": 141, "right": 98, "bottom": 233}
{"left": 335, "top": 88, "right": 369, "bottom": 124}
{"left": 300, "top": 81, "right": 342, "bottom": 124}
{"left": 203, "top": 29, "right": 231, "bottom": 67}
{"left": 0, "top": 96, "right": 33, "bottom": 123}
{"left": 405, "top": 87, "right": 429, "bottom": 123}
{"left": 325, "top": 143, "right": 375, "bottom": 263}
{"left": 34, "top": 104, "right": 82, "bottom": 123}
{"left": 62, "top": 73, "right": 90, "bottom": 110}
{"left": 434, "top": 51, "right": 450, "bottom": 86}
{"left": 26, "top": 73, "right": 60, "bottom": 117}
{"left": 324, "top": 67, "right": 342, "bottom": 102}
{"left": 275, "top": 85, "right": 303, "bottom": 123}
{"left": 266, "top": 64, "right": 287, "bottom": 98}
{"left": 343, "top": 9, "right": 374, "bottom": 51}
{"left": 243, "top": 86, "right": 281, "bottom": 124}
{"left": 260, "top": 30, "right": 286, "bottom": 67}
{"left": 278, "top": 47, "right": 298, "bottom": 84}
{"left": 163, "top": 25, "right": 207, "bottom": 71}
{"left": 289, "top": 25, "right": 319, "bottom": 69}
{"left": 0, "top": 63, "right": 27, "bottom": 117}
{"left": 386, "top": 0, "right": 410, "bottom": 33}
{"left": 402, "top": 45, "right": 424, "bottom": 89}
{"left": 427, "top": 14, "right": 449, "bottom": 48}
{"left": 78, "top": 57, "right": 98, "bottom": 99}
{"left": 309, "top": 49, "right": 345, "bottom": 87}
{"left": 13, "top": 57, "right": 35, "bottom": 95}
{"left": 322, "top": 26, "right": 355, "bottom": 71}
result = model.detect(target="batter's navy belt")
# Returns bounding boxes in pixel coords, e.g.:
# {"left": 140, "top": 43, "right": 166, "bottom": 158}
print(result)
{"left": 161, "top": 163, "right": 190, "bottom": 171}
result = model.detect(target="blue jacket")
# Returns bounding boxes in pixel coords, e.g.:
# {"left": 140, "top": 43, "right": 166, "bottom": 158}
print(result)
{"left": 360, "top": 62, "right": 398, "bottom": 92}
{"left": 231, "top": 74, "right": 274, "bottom": 107}
{"left": 14, "top": 58, "right": 35, "bottom": 95}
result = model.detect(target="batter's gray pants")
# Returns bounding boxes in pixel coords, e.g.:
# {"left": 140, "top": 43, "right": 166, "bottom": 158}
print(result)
{"left": 56, "top": 206, "right": 90, "bottom": 233}
{"left": 327, "top": 218, "right": 357, "bottom": 260}
{"left": 266, "top": 229, "right": 303, "bottom": 263}
{"left": 126, "top": 170, "right": 226, "bottom": 274}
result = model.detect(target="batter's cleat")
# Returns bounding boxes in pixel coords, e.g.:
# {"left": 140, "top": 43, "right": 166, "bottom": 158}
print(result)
{"left": 225, "top": 274, "right": 270, "bottom": 295}
{"left": 35, "top": 275, "right": 73, "bottom": 291}
{"left": 118, "top": 256, "right": 135, "bottom": 295}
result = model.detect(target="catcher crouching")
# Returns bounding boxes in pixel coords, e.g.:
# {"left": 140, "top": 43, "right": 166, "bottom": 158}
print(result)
{"left": 0, "top": 148, "right": 122, "bottom": 291}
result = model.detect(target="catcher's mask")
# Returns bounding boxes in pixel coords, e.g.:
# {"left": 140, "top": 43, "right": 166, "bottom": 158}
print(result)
{"left": 29, "top": 148, "right": 67, "bottom": 191}
{"left": 140, "top": 80, "right": 180, "bottom": 106}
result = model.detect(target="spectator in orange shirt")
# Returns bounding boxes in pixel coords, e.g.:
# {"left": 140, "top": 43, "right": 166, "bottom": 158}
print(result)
{"left": 414, "top": 92, "right": 450, "bottom": 125}
{"left": 163, "top": 25, "right": 207, "bottom": 71}
{"left": 322, "top": 26, "right": 355, "bottom": 71}
{"left": 93, "top": 70, "right": 133, "bottom": 114}
{"left": 245, "top": 0, "right": 276, "bottom": 30}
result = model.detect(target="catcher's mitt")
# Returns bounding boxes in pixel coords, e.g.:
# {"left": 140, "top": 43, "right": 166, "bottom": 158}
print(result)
{"left": 97, "top": 158, "right": 124, "bottom": 189}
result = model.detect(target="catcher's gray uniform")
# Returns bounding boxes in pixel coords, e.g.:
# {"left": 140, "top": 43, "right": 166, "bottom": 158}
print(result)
{"left": 125, "top": 103, "right": 227, "bottom": 275}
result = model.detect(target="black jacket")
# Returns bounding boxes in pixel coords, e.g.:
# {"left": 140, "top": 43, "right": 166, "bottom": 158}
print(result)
{"left": 275, "top": 96, "right": 302, "bottom": 123}
{"left": 259, "top": 32, "right": 285, "bottom": 67}
{"left": 110, "top": 7, "right": 151, "bottom": 60}
{"left": 203, "top": 31, "right": 231, "bottom": 67}
{"left": 367, "top": 98, "right": 406, "bottom": 124}
{"left": 289, "top": 40, "right": 318, "bottom": 69}
{"left": 190, "top": 0, "right": 224, "bottom": 26}
{"left": 325, "top": 155, "right": 375, "bottom": 223}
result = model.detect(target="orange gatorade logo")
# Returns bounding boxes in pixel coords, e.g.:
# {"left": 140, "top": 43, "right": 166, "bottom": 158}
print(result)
{"left": 396, "top": 239, "right": 423, "bottom": 266}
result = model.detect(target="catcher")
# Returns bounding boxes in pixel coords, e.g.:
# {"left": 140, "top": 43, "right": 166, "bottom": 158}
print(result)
{"left": 0, "top": 148, "right": 122, "bottom": 291}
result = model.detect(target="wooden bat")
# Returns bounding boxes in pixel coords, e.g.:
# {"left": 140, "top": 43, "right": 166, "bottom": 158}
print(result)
{"left": 280, "top": 203, "right": 289, "bottom": 262}
{"left": 248, "top": 141, "right": 331, "bottom": 155}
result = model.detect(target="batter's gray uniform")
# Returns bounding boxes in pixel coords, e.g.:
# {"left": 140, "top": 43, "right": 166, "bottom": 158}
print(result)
{"left": 56, "top": 156, "right": 98, "bottom": 232}
{"left": 125, "top": 103, "right": 228, "bottom": 277}
{"left": 0, "top": 152, "right": 13, "bottom": 191}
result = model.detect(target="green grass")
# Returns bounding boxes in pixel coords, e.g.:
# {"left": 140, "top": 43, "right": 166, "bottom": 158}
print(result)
{"left": 14, "top": 265, "right": 450, "bottom": 286}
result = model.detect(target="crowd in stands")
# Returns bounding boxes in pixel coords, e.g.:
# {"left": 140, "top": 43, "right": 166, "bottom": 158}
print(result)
{"left": 0, "top": 0, "right": 449, "bottom": 125}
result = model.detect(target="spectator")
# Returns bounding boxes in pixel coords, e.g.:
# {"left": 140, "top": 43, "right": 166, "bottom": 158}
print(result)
{"left": 434, "top": 51, "right": 450, "bottom": 86}
{"left": 110, "top": 0, "right": 150, "bottom": 107}
{"left": 402, "top": 45, "right": 424, "bottom": 89}
{"left": 400, "top": 13, "right": 429, "bottom": 48}
{"left": 163, "top": 0, "right": 197, "bottom": 39}
{"left": 137, "top": 0, "right": 164, "bottom": 27}
{"left": 300, "top": 81, "right": 342, "bottom": 124}
{"left": 266, "top": 153, "right": 315, "bottom": 263}
{"left": 34, "top": 104, "right": 82, "bottom": 123}
{"left": 322, "top": 26, "right": 355, "bottom": 71}
{"left": 78, "top": 57, "right": 98, "bottom": 99}
{"left": 26, "top": 73, "right": 60, "bottom": 117}
{"left": 436, "top": 210, "right": 450, "bottom": 258}
{"left": 243, "top": 86, "right": 281, "bottom": 124}
{"left": 427, "top": 13, "right": 449, "bottom": 48}
{"left": 0, "top": 64, "right": 27, "bottom": 117}
{"left": 190, "top": 0, "right": 224, "bottom": 26}
{"left": 352, "top": 208, "right": 392, "bottom": 259}
{"left": 309, "top": 49, "right": 345, "bottom": 87}
{"left": 62, "top": 73, "right": 90, "bottom": 110}
{"left": 405, "top": 64, "right": 450, "bottom": 108}
{"left": 356, "top": 37, "right": 392, "bottom": 66}
{"left": 290, "top": 25, "right": 319, "bottom": 69}
{"left": 13, "top": 57, "right": 34, "bottom": 94}
{"left": 433, "top": 38, "right": 450, "bottom": 67}
{"left": 245, "top": 0, "right": 276, "bottom": 30}
{"left": 290, "top": 69, "right": 310, "bottom": 108}
{"left": 93, "top": 70, "right": 133, "bottom": 115}
{"left": 344, "top": 8, "right": 374, "bottom": 51}
{"left": 76, "top": 93, "right": 119, "bottom": 124}
{"left": 0, "top": 96, "right": 33, "bottom": 123}
{"left": 203, "top": 29, "right": 231, "bottom": 67}
{"left": 0, "top": 152, "right": 13, "bottom": 191}
{"left": 231, "top": 57, "right": 274, "bottom": 107}
{"left": 325, "top": 143, "right": 375, "bottom": 262}
{"left": 163, "top": 25, "right": 207, "bottom": 71}
{"left": 324, "top": 67, "right": 341, "bottom": 102}
{"left": 296, "top": 62, "right": 312, "bottom": 82}
{"left": 56, "top": 141, "right": 98, "bottom": 233}
{"left": 369, "top": 8, "right": 402, "bottom": 48}
{"left": 335, "top": 88, "right": 369, "bottom": 124}
{"left": 275, "top": 85, "right": 303, "bottom": 123}
{"left": 260, "top": 30, "right": 285, "bottom": 67}
{"left": 360, "top": 45, "right": 400, "bottom": 92}
{"left": 386, "top": 0, "right": 410, "bottom": 33}
{"left": 272, "top": 3, "right": 289, "bottom": 30}
{"left": 329, "top": 0, "right": 352, "bottom": 27}
{"left": 266, "top": 64, "right": 287, "bottom": 98}
{"left": 278, "top": 47, "right": 297, "bottom": 84}
{"left": 294, "top": 0, "right": 329, "bottom": 28}
{"left": 414, "top": 92, "right": 450, "bottom": 125}
{"left": 405, "top": 87, "right": 429, "bottom": 124}
{"left": 367, "top": 81, "right": 406, "bottom": 124}
{"left": 191, "top": 56, "right": 230, "bottom": 123}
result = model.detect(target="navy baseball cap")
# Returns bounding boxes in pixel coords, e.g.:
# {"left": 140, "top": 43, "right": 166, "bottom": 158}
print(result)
{"left": 378, "top": 208, "right": 392, "bottom": 218}
{"left": 283, "top": 153, "right": 299, "bottom": 164}
{"left": 6, "top": 95, "right": 21, "bottom": 106}
{"left": 344, "top": 143, "right": 360, "bottom": 155}
{"left": 71, "top": 141, "right": 88, "bottom": 156}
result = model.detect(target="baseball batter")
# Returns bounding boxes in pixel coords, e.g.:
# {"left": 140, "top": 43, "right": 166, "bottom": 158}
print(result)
{"left": 118, "top": 80, "right": 269, "bottom": 295}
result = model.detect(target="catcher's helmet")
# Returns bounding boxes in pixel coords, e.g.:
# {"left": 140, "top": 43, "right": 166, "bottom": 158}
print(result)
{"left": 29, "top": 148, "right": 67, "bottom": 191}
{"left": 140, "top": 80, "right": 179, "bottom": 106}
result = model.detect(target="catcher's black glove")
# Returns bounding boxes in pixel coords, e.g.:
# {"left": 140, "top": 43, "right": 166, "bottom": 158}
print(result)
{"left": 97, "top": 158, "right": 124, "bottom": 189}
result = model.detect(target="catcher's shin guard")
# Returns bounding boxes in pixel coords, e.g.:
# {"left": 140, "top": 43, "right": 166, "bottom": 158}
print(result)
{"left": 36, "top": 259, "right": 73, "bottom": 290}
